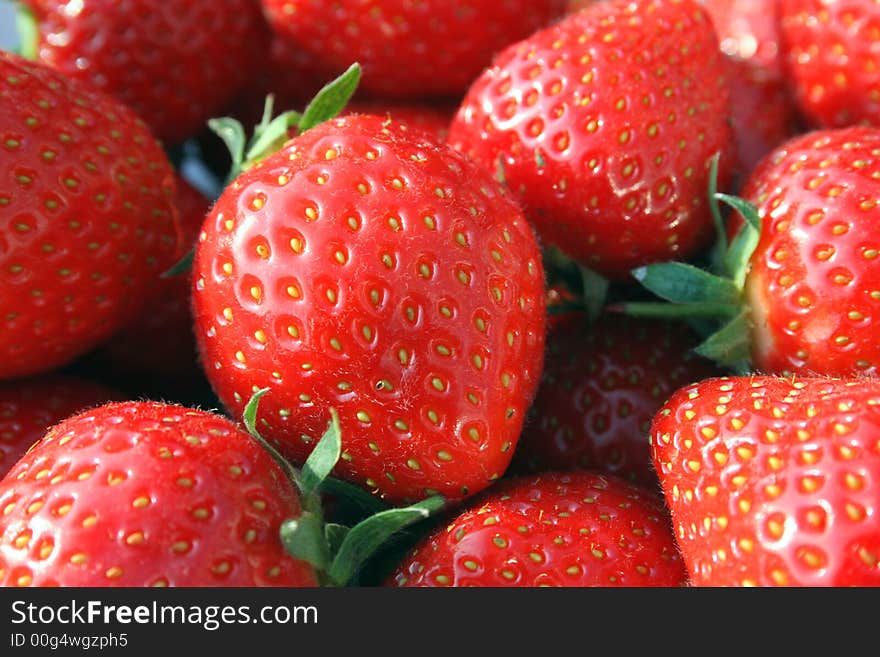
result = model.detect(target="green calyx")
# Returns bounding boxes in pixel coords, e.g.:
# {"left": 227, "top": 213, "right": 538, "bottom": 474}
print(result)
{"left": 242, "top": 388, "right": 445, "bottom": 587}
{"left": 14, "top": 3, "right": 38, "bottom": 60}
{"left": 161, "top": 63, "right": 362, "bottom": 280}
{"left": 616, "top": 153, "right": 762, "bottom": 374}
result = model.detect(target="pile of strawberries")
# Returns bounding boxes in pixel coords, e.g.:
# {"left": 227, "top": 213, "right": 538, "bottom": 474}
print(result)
{"left": 1, "top": 0, "right": 879, "bottom": 588}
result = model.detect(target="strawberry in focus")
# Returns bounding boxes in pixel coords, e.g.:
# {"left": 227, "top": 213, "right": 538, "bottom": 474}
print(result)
{"left": 20, "top": 0, "right": 269, "bottom": 145}
{"left": 0, "top": 50, "right": 180, "bottom": 381}
{"left": 448, "top": 0, "right": 735, "bottom": 280}
{"left": 191, "top": 113, "right": 547, "bottom": 505}
{"left": 387, "top": 471, "right": 688, "bottom": 586}
{"left": 651, "top": 375, "right": 880, "bottom": 586}
{"left": 0, "top": 374, "right": 124, "bottom": 479}
{"left": 0, "top": 401, "right": 318, "bottom": 587}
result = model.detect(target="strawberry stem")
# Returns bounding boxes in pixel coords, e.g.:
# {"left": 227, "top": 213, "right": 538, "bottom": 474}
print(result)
{"left": 14, "top": 2, "right": 38, "bottom": 60}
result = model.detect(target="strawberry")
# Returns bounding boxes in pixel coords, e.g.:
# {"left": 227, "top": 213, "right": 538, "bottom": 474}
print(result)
{"left": 19, "top": 0, "right": 269, "bottom": 145}
{"left": 0, "top": 374, "right": 124, "bottom": 479}
{"left": 447, "top": 0, "right": 735, "bottom": 280}
{"left": 625, "top": 126, "right": 880, "bottom": 378}
{"left": 0, "top": 50, "right": 180, "bottom": 381}
{"left": 260, "top": 0, "right": 567, "bottom": 100}
{"left": 778, "top": 0, "right": 880, "bottom": 129}
{"left": 510, "top": 313, "right": 721, "bottom": 488}
{"left": 651, "top": 375, "right": 880, "bottom": 586}
{"left": 191, "top": 109, "right": 547, "bottom": 505}
{"left": 0, "top": 400, "right": 319, "bottom": 587}
{"left": 387, "top": 471, "right": 688, "bottom": 586}
{"left": 96, "top": 175, "right": 210, "bottom": 377}
{"left": 343, "top": 101, "right": 456, "bottom": 144}
{"left": 698, "top": 0, "right": 801, "bottom": 182}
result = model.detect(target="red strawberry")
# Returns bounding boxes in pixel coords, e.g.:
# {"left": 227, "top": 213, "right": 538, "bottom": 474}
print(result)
{"left": 448, "top": 0, "right": 735, "bottom": 280}
{"left": 779, "top": 0, "right": 880, "bottom": 129}
{"left": 260, "top": 0, "right": 567, "bottom": 100}
{"left": 0, "top": 51, "right": 180, "bottom": 381}
{"left": 511, "top": 313, "right": 721, "bottom": 488}
{"left": 344, "top": 101, "right": 456, "bottom": 144}
{"left": 387, "top": 471, "right": 687, "bottom": 586}
{"left": 651, "top": 375, "right": 880, "bottom": 586}
{"left": 97, "top": 175, "right": 210, "bottom": 377}
{"left": 701, "top": 0, "right": 785, "bottom": 74}
{"left": 0, "top": 400, "right": 318, "bottom": 587}
{"left": 737, "top": 126, "right": 880, "bottom": 376}
{"left": 191, "top": 113, "right": 547, "bottom": 505}
{"left": 0, "top": 374, "right": 124, "bottom": 479}
{"left": 20, "top": 0, "right": 269, "bottom": 145}
{"left": 624, "top": 126, "right": 880, "bottom": 378}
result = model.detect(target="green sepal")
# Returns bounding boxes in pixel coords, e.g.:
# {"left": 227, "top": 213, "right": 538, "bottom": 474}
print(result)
{"left": 724, "top": 220, "right": 760, "bottom": 290}
{"left": 717, "top": 193, "right": 761, "bottom": 231}
{"left": 317, "top": 476, "right": 388, "bottom": 516}
{"left": 243, "top": 95, "right": 301, "bottom": 172}
{"left": 14, "top": 3, "right": 37, "bottom": 60}
{"left": 299, "top": 409, "right": 342, "bottom": 499}
{"left": 632, "top": 262, "right": 741, "bottom": 306}
{"left": 579, "top": 265, "right": 609, "bottom": 322}
{"left": 707, "top": 152, "right": 728, "bottom": 261}
{"left": 281, "top": 512, "right": 331, "bottom": 574}
{"left": 324, "top": 523, "right": 350, "bottom": 557}
{"left": 327, "top": 496, "right": 446, "bottom": 587}
{"left": 613, "top": 301, "right": 741, "bottom": 320}
{"left": 160, "top": 248, "right": 194, "bottom": 279}
{"left": 207, "top": 117, "right": 247, "bottom": 179}
{"left": 694, "top": 309, "right": 752, "bottom": 369}
{"left": 299, "top": 63, "right": 362, "bottom": 133}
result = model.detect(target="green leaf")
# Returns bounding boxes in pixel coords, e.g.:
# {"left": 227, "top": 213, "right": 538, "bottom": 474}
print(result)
{"left": 244, "top": 109, "right": 302, "bottom": 169}
{"left": 716, "top": 193, "right": 761, "bottom": 231}
{"left": 241, "top": 388, "right": 303, "bottom": 491}
{"left": 325, "top": 523, "right": 350, "bottom": 557}
{"left": 327, "top": 495, "right": 445, "bottom": 586}
{"left": 318, "top": 476, "right": 388, "bottom": 516}
{"left": 632, "top": 262, "right": 741, "bottom": 305}
{"left": 694, "top": 310, "right": 752, "bottom": 367}
{"left": 299, "top": 409, "right": 342, "bottom": 499}
{"left": 160, "top": 247, "right": 194, "bottom": 279}
{"left": 15, "top": 3, "right": 37, "bottom": 60}
{"left": 281, "top": 512, "right": 330, "bottom": 573}
{"left": 724, "top": 220, "right": 760, "bottom": 290}
{"left": 208, "top": 117, "right": 246, "bottom": 179}
{"left": 298, "top": 63, "right": 362, "bottom": 133}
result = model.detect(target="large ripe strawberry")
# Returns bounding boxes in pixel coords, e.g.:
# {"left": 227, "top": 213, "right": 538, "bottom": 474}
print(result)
{"left": 651, "top": 375, "right": 880, "bottom": 586}
{"left": 19, "top": 0, "right": 269, "bottom": 145}
{"left": 0, "top": 400, "right": 318, "bottom": 587}
{"left": 625, "top": 126, "right": 880, "bottom": 378}
{"left": 191, "top": 112, "right": 547, "bottom": 505}
{"left": 448, "top": 0, "right": 735, "bottom": 280}
{"left": 260, "top": 0, "right": 567, "bottom": 100}
{"left": 510, "top": 313, "right": 721, "bottom": 488}
{"left": 387, "top": 471, "right": 687, "bottom": 586}
{"left": 0, "top": 50, "right": 180, "bottom": 381}
{"left": 96, "top": 175, "right": 210, "bottom": 377}
{"left": 778, "top": 0, "right": 880, "bottom": 129}
{"left": 0, "top": 374, "right": 124, "bottom": 479}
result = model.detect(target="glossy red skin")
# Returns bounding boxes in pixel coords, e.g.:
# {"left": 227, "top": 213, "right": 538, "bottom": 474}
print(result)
{"left": 343, "top": 102, "right": 456, "bottom": 145}
{"left": 737, "top": 127, "right": 880, "bottom": 376}
{"left": 651, "top": 376, "right": 880, "bottom": 586}
{"left": 0, "top": 401, "right": 317, "bottom": 587}
{"left": 0, "top": 375, "right": 124, "bottom": 479}
{"left": 448, "top": 0, "right": 735, "bottom": 280}
{"left": 387, "top": 471, "right": 687, "bottom": 587}
{"left": 99, "top": 177, "right": 210, "bottom": 376}
{"left": 702, "top": 0, "right": 785, "bottom": 74}
{"left": 510, "top": 313, "right": 721, "bottom": 488}
{"left": 24, "top": 0, "right": 269, "bottom": 145}
{"left": 0, "top": 52, "right": 180, "bottom": 381}
{"left": 779, "top": 0, "right": 880, "bottom": 129}
{"left": 192, "top": 114, "right": 547, "bottom": 505}
{"left": 261, "top": 0, "right": 568, "bottom": 100}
